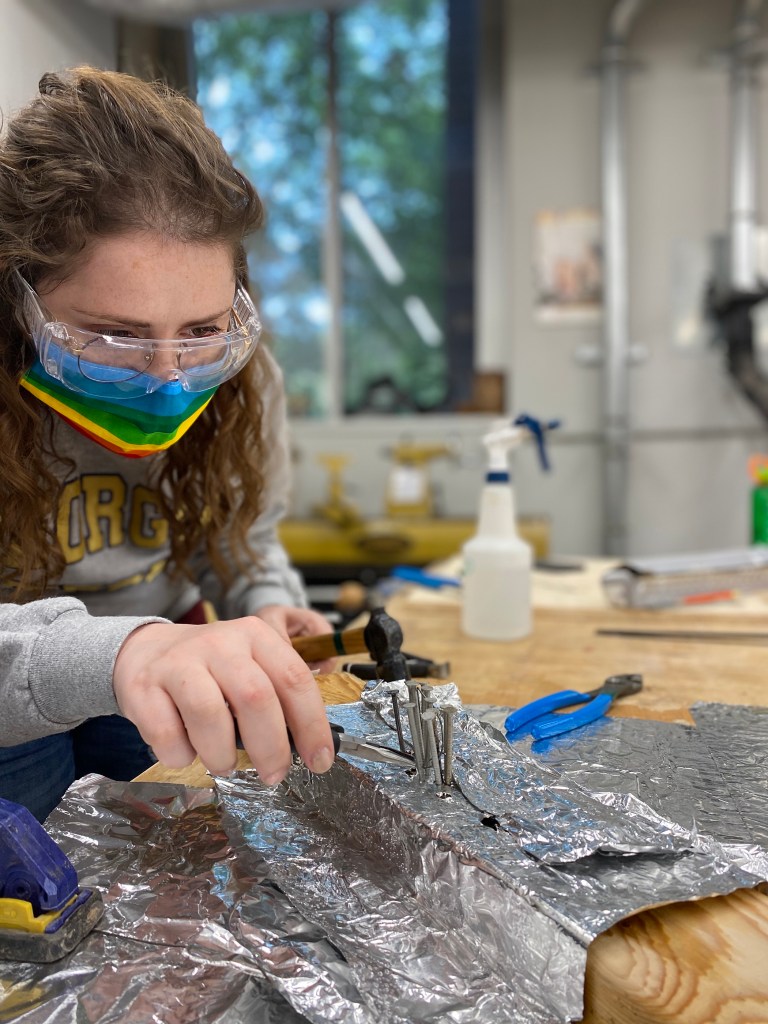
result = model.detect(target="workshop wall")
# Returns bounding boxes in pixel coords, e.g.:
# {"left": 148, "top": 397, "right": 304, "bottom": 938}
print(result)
{"left": 293, "top": 0, "right": 768, "bottom": 559}
{"left": 503, "top": 0, "right": 768, "bottom": 558}
{"left": 0, "top": 0, "right": 116, "bottom": 115}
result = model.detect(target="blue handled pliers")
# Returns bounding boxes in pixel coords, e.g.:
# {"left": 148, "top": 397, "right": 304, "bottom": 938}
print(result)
{"left": 504, "top": 674, "right": 643, "bottom": 741}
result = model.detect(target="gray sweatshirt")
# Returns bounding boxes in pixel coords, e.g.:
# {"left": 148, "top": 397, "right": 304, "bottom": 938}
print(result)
{"left": 1, "top": 350, "right": 307, "bottom": 746}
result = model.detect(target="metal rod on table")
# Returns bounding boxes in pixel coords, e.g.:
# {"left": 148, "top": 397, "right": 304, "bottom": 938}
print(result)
{"left": 441, "top": 706, "right": 457, "bottom": 792}
{"left": 403, "top": 700, "right": 426, "bottom": 780}
{"left": 421, "top": 710, "right": 443, "bottom": 787}
{"left": 597, "top": 628, "right": 768, "bottom": 644}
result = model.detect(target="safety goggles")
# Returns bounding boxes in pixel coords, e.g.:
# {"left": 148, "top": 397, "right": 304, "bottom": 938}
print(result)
{"left": 16, "top": 272, "right": 262, "bottom": 400}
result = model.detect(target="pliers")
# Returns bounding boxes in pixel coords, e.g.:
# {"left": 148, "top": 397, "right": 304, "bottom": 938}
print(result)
{"left": 235, "top": 721, "right": 413, "bottom": 768}
{"left": 327, "top": 723, "right": 414, "bottom": 767}
{"left": 504, "top": 674, "right": 643, "bottom": 741}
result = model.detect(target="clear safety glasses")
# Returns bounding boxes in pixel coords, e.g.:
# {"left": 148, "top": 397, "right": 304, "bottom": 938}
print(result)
{"left": 16, "top": 272, "right": 262, "bottom": 399}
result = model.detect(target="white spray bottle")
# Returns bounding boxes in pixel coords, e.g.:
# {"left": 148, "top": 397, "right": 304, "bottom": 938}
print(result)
{"left": 461, "top": 414, "right": 559, "bottom": 642}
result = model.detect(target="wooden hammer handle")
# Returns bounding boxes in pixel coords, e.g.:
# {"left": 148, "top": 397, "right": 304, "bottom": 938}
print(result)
{"left": 291, "top": 625, "right": 369, "bottom": 662}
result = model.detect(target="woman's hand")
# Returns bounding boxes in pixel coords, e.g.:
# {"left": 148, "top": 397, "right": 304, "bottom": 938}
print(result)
{"left": 112, "top": 617, "right": 334, "bottom": 782}
{"left": 253, "top": 604, "right": 337, "bottom": 673}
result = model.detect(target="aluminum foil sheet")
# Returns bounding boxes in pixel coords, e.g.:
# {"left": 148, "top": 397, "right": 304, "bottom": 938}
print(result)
{"left": 691, "top": 702, "right": 768, "bottom": 846}
{"left": 217, "top": 767, "right": 571, "bottom": 1024}
{"left": 471, "top": 698, "right": 768, "bottom": 874}
{"left": 258, "top": 695, "right": 768, "bottom": 944}
{"left": 0, "top": 778, "right": 315, "bottom": 1024}
{"left": 2, "top": 694, "right": 768, "bottom": 1024}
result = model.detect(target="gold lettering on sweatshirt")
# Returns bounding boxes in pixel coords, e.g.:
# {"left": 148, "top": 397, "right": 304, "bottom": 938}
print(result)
{"left": 82, "top": 475, "right": 126, "bottom": 553}
{"left": 58, "top": 475, "right": 169, "bottom": 565}
{"left": 57, "top": 480, "right": 87, "bottom": 563}
{"left": 129, "top": 485, "right": 169, "bottom": 548}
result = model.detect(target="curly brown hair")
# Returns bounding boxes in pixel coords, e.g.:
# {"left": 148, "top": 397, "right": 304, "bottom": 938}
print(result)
{"left": 0, "top": 66, "right": 271, "bottom": 600}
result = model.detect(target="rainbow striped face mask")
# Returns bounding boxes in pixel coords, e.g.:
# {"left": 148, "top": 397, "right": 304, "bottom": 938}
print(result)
{"left": 21, "top": 353, "right": 217, "bottom": 457}
{"left": 17, "top": 274, "right": 261, "bottom": 457}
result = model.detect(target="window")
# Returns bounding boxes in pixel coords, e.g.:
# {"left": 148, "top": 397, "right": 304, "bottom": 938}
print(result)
{"left": 193, "top": 0, "right": 476, "bottom": 417}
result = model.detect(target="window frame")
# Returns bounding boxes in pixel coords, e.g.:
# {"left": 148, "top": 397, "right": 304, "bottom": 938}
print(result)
{"left": 126, "top": 1, "right": 506, "bottom": 421}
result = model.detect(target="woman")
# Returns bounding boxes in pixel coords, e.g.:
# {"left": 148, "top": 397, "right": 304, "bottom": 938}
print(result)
{"left": 0, "top": 66, "right": 335, "bottom": 820}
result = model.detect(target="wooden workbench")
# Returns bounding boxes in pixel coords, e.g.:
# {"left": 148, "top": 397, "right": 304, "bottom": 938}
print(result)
{"left": 138, "top": 584, "right": 768, "bottom": 1023}
{"left": 383, "top": 590, "right": 768, "bottom": 1023}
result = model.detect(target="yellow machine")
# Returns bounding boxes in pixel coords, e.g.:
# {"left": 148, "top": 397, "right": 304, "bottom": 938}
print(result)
{"left": 278, "top": 448, "right": 550, "bottom": 579}
{"left": 311, "top": 454, "right": 364, "bottom": 529}
{"left": 384, "top": 442, "right": 453, "bottom": 519}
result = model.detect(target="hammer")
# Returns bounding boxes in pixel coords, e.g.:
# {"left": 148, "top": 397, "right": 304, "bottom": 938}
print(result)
{"left": 297, "top": 606, "right": 416, "bottom": 765}
{"left": 339, "top": 655, "right": 451, "bottom": 680}
{"left": 291, "top": 607, "right": 409, "bottom": 681}
{"left": 295, "top": 608, "right": 450, "bottom": 784}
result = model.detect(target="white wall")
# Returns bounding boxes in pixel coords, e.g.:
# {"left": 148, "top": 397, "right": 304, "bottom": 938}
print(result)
{"left": 503, "top": 0, "right": 768, "bottom": 557}
{"left": 291, "top": 0, "right": 768, "bottom": 559}
{"left": 0, "top": 0, "right": 116, "bottom": 116}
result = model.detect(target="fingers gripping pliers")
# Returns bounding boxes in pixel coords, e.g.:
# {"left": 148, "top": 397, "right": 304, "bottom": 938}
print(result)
{"left": 236, "top": 722, "right": 413, "bottom": 768}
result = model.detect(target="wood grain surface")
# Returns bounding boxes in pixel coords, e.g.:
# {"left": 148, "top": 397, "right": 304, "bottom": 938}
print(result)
{"left": 137, "top": 596, "right": 768, "bottom": 1023}
{"left": 382, "top": 596, "right": 768, "bottom": 712}
{"left": 583, "top": 887, "right": 768, "bottom": 1023}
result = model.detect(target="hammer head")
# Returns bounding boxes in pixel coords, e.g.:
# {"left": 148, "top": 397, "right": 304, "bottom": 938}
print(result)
{"left": 363, "top": 607, "right": 410, "bottom": 682}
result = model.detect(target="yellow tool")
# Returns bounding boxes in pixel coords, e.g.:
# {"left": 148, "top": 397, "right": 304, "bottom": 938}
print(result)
{"left": 0, "top": 798, "right": 104, "bottom": 963}
{"left": 278, "top": 447, "right": 551, "bottom": 571}
{"left": 312, "top": 454, "right": 363, "bottom": 529}
{"left": 384, "top": 442, "right": 453, "bottom": 518}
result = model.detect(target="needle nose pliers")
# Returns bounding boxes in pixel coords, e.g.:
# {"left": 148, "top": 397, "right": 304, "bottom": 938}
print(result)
{"left": 504, "top": 674, "right": 643, "bottom": 742}
{"left": 235, "top": 721, "right": 413, "bottom": 768}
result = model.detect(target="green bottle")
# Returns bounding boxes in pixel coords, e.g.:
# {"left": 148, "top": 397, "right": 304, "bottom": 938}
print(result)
{"left": 750, "top": 458, "right": 768, "bottom": 543}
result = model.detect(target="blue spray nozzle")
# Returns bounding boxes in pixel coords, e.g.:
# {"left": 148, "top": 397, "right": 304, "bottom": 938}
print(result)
{"left": 513, "top": 414, "right": 561, "bottom": 472}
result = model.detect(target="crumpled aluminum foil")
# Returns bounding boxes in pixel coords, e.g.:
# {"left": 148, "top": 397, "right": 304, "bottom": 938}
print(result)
{"left": 0, "top": 780, "right": 312, "bottom": 1024}
{"left": 470, "top": 697, "right": 768, "bottom": 874}
{"left": 2, "top": 694, "right": 767, "bottom": 1024}
{"left": 690, "top": 702, "right": 768, "bottom": 846}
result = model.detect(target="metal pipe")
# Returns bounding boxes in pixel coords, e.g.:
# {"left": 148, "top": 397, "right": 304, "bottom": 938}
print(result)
{"left": 440, "top": 705, "right": 457, "bottom": 792}
{"left": 421, "top": 710, "right": 443, "bottom": 787}
{"left": 729, "top": 0, "right": 765, "bottom": 291}
{"left": 323, "top": 10, "right": 344, "bottom": 418}
{"left": 403, "top": 698, "right": 426, "bottom": 780}
{"left": 599, "top": 0, "right": 647, "bottom": 556}
{"left": 606, "top": 0, "right": 645, "bottom": 40}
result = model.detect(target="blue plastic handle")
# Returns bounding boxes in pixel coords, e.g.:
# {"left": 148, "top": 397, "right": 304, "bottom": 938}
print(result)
{"left": 391, "top": 565, "right": 461, "bottom": 589}
{"left": 504, "top": 689, "right": 588, "bottom": 738}
{"left": 513, "top": 413, "right": 562, "bottom": 472}
{"left": 0, "top": 797, "right": 79, "bottom": 914}
{"left": 531, "top": 692, "right": 613, "bottom": 740}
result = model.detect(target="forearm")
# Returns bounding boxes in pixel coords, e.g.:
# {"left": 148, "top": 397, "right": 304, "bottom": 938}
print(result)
{"left": 0, "top": 597, "right": 168, "bottom": 745}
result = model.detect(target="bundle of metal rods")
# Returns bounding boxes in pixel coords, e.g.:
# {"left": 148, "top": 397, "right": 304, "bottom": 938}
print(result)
{"left": 385, "top": 681, "right": 457, "bottom": 795}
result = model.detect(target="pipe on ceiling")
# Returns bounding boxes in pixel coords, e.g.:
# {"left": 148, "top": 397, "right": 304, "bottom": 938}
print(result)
{"left": 79, "top": 0, "right": 358, "bottom": 23}
{"left": 729, "top": 0, "right": 765, "bottom": 291}
{"left": 599, "top": 0, "right": 647, "bottom": 556}
{"left": 706, "top": 0, "right": 768, "bottom": 426}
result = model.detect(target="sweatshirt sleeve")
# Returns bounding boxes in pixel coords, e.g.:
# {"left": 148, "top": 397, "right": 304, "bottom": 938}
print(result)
{"left": 191, "top": 349, "right": 310, "bottom": 620}
{"left": 0, "top": 596, "right": 168, "bottom": 745}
